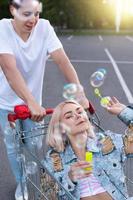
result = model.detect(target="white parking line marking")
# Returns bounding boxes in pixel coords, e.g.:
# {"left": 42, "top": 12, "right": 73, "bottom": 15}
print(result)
{"left": 99, "top": 35, "right": 103, "bottom": 41}
{"left": 116, "top": 61, "right": 133, "bottom": 64}
{"left": 105, "top": 48, "right": 133, "bottom": 104}
{"left": 67, "top": 35, "right": 73, "bottom": 40}
{"left": 48, "top": 59, "right": 133, "bottom": 64}
{"left": 63, "top": 59, "right": 110, "bottom": 63}
{"left": 126, "top": 36, "right": 133, "bottom": 42}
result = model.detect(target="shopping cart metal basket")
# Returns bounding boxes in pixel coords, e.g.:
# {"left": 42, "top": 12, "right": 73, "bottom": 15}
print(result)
{"left": 7, "top": 102, "right": 133, "bottom": 199}
{"left": 8, "top": 103, "right": 84, "bottom": 200}
{"left": 7, "top": 102, "right": 95, "bottom": 200}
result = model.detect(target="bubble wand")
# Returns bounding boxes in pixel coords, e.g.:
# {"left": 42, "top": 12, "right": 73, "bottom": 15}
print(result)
{"left": 94, "top": 88, "right": 110, "bottom": 107}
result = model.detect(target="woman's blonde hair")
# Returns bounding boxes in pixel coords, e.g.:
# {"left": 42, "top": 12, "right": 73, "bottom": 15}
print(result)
{"left": 46, "top": 100, "right": 93, "bottom": 152}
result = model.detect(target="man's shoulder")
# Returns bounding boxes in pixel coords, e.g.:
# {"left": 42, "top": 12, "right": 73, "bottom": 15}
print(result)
{"left": 35, "top": 19, "right": 53, "bottom": 38}
{"left": 35, "top": 19, "right": 52, "bottom": 35}
{"left": 0, "top": 19, "right": 11, "bottom": 37}
{"left": 37, "top": 18, "right": 51, "bottom": 28}
{"left": 0, "top": 18, "right": 10, "bottom": 26}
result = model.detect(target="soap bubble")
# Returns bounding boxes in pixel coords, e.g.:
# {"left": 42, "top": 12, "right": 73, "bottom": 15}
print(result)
{"left": 16, "top": 154, "right": 25, "bottom": 163}
{"left": 54, "top": 122, "right": 71, "bottom": 135}
{"left": 98, "top": 132, "right": 106, "bottom": 141}
{"left": 26, "top": 161, "right": 38, "bottom": 175}
{"left": 100, "top": 96, "right": 111, "bottom": 108}
{"left": 98, "top": 68, "right": 107, "bottom": 76}
{"left": 120, "top": 176, "right": 126, "bottom": 183}
{"left": 63, "top": 83, "right": 83, "bottom": 101}
{"left": 90, "top": 71, "right": 105, "bottom": 87}
{"left": 75, "top": 134, "right": 87, "bottom": 149}
{"left": 90, "top": 68, "right": 107, "bottom": 88}
{"left": 4, "top": 130, "right": 15, "bottom": 149}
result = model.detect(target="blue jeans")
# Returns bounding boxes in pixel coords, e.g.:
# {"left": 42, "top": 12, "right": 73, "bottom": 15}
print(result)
{"left": 0, "top": 109, "right": 41, "bottom": 183}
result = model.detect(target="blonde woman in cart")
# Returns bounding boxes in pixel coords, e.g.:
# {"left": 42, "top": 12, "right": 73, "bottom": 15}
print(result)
{"left": 44, "top": 100, "right": 133, "bottom": 200}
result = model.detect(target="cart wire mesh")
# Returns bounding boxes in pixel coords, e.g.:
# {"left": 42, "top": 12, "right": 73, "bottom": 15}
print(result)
{"left": 7, "top": 103, "right": 133, "bottom": 199}
{"left": 13, "top": 114, "right": 76, "bottom": 200}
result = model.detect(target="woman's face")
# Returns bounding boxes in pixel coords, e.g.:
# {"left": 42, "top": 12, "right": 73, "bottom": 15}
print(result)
{"left": 11, "top": 0, "right": 41, "bottom": 33}
{"left": 60, "top": 103, "right": 90, "bottom": 135}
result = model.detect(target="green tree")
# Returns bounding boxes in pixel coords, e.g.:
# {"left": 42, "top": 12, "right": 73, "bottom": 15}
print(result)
{"left": 0, "top": 0, "right": 11, "bottom": 19}
{"left": 0, "top": 0, "right": 125, "bottom": 30}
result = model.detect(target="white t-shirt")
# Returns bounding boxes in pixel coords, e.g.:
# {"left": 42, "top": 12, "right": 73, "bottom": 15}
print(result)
{"left": 0, "top": 18, "right": 62, "bottom": 111}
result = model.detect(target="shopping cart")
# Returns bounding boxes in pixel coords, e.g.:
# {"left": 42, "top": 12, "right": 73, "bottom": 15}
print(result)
{"left": 7, "top": 102, "right": 133, "bottom": 199}
{"left": 7, "top": 102, "right": 95, "bottom": 200}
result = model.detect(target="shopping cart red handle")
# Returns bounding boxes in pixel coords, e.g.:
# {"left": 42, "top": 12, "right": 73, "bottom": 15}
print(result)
{"left": 8, "top": 101, "right": 95, "bottom": 122}
{"left": 88, "top": 101, "right": 95, "bottom": 115}
{"left": 8, "top": 105, "right": 54, "bottom": 122}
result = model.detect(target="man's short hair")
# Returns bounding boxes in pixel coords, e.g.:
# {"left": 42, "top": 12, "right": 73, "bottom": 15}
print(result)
{"left": 9, "top": 0, "right": 40, "bottom": 9}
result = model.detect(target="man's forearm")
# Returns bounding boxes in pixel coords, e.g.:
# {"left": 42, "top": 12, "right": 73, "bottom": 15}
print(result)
{"left": 58, "top": 61, "right": 80, "bottom": 84}
{"left": 5, "top": 68, "right": 34, "bottom": 103}
{"left": 51, "top": 48, "right": 80, "bottom": 84}
{"left": 0, "top": 56, "right": 35, "bottom": 104}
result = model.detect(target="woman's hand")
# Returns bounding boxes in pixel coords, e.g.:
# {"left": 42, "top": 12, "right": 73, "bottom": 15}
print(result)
{"left": 106, "top": 97, "right": 126, "bottom": 115}
{"left": 68, "top": 161, "right": 92, "bottom": 182}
